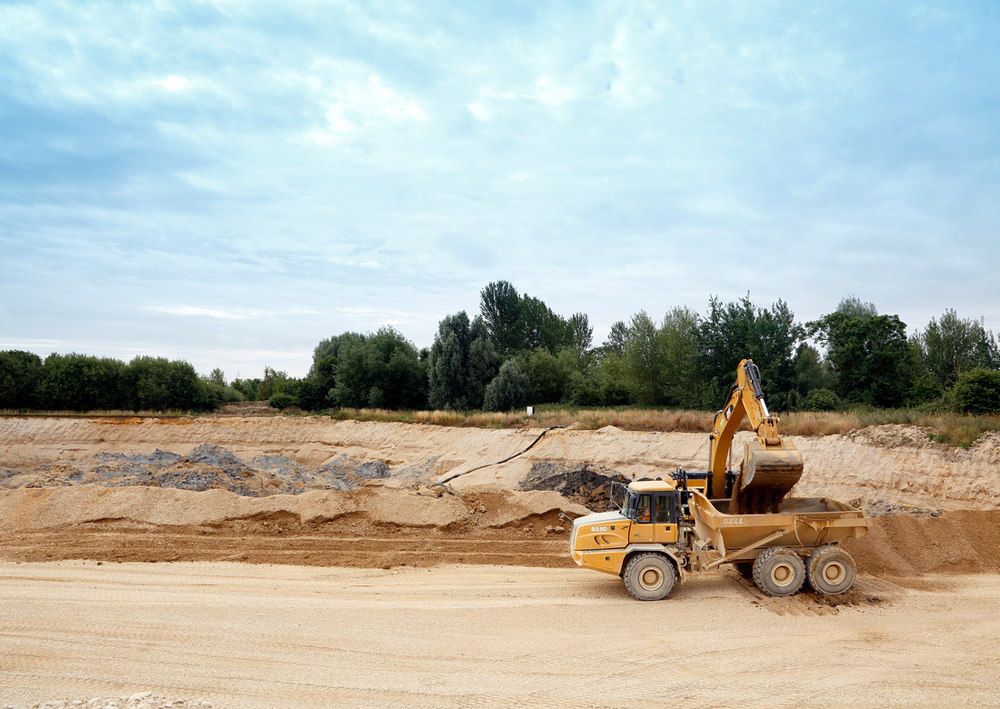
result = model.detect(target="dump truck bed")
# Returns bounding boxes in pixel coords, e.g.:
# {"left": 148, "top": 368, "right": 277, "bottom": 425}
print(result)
{"left": 689, "top": 492, "right": 868, "bottom": 563}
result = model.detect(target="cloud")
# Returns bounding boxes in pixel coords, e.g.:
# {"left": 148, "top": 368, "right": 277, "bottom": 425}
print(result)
{"left": 160, "top": 76, "right": 191, "bottom": 92}
{"left": 146, "top": 306, "right": 318, "bottom": 320}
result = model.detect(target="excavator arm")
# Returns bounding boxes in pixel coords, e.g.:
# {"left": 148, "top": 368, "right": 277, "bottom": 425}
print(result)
{"left": 708, "top": 359, "right": 803, "bottom": 512}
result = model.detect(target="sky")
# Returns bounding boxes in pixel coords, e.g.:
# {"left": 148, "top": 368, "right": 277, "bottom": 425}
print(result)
{"left": 2, "top": 1, "right": 999, "bottom": 379}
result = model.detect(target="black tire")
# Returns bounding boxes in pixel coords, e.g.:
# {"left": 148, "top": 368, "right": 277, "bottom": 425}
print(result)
{"left": 753, "top": 547, "right": 806, "bottom": 597}
{"left": 807, "top": 545, "right": 856, "bottom": 595}
{"left": 733, "top": 561, "right": 755, "bottom": 579}
{"left": 623, "top": 553, "right": 676, "bottom": 601}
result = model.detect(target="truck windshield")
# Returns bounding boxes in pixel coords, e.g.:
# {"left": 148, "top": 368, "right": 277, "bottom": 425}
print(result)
{"left": 622, "top": 490, "right": 636, "bottom": 520}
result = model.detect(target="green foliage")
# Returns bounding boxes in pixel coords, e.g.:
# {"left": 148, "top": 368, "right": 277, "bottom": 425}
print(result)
{"left": 479, "top": 281, "right": 578, "bottom": 357}
{"left": 231, "top": 377, "right": 261, "bottom": 401}
{"left": 914, "top": 309, "right": 1000, "bottom": 386}
{"left": 483, "top": 359, "right": 532, "bottom": 412}
{"left": 954, "top": 368, "right": 1000, "bottom": 414}
{"left": 257, "top": 366, "right": 291, "bottom": 402}
{"left": 329, "top": 327, "right": 427, "bottom": 409}
{"left": 125, "top": 356, "right": 204, "bottom": 411}
{"left": 808, "top": 309, "right": 916, "bottom": 408}
{"left": 0, "top": 350, "right": 43, "bottom": 409}
{"left": 699, "top": 295, "right": 801, "bottom": 409}
{"left": 428, "top": 312, "right": 498, "bottom": 409}
{"left": 480, "top": 280, "right": 523, "bottom": 357}
{"left": 37, "top": 353, "right": 128, "bottom": 411}
{"left": 567, "top": 312, "right": 593, "bottom": 353}
{"left": 603, "top": 321, "right": 629, "bottom": 357}
{"left": 268, "top": 392, "right": 297, "bottom": 410}
{"left": 802, "top": 388, "right": 841, "bottom": 411}
{"left": 520, "top": 348, "right": 568, "bottom": 403}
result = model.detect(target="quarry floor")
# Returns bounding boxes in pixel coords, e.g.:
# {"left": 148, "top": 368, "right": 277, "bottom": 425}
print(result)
{"left": 2, "top": 561, "right": 998, "bottom": 709}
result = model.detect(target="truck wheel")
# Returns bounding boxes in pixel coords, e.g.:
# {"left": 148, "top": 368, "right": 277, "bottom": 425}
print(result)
{"left": 807, "top": 545, "right": 856, "bottom": 595}
{"left": 733, "top": 562, "right": 755, "bottom": 579}
{"left": 623, "top": 553, "right": 676, "bottom": 601}
{"left": 753, "top": 547, "right": 805, "bottom": 597}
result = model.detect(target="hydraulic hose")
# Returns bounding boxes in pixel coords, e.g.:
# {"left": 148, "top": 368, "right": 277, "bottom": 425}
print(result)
{"left": 435, "top": 424, "right": 567, "bottom": 485}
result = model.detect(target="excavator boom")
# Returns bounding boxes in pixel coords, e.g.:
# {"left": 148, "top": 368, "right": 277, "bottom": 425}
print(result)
{"left": 708, "top": 359, "right": 803, "bottom": 512}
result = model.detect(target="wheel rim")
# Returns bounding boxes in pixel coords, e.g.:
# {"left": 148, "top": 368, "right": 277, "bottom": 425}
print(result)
{"left": 770, "top": 562, "right": 795, "bottom": 587}
{"left": 639, "top": 566, "right": 663, "bottom": 590}
{"left": 822, "top": 561, "right": 846, "bottom": 585}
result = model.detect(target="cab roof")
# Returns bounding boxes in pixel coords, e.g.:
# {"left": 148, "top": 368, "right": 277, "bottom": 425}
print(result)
{"left": 629, "top": 479, "right": 676, "bottom": 492}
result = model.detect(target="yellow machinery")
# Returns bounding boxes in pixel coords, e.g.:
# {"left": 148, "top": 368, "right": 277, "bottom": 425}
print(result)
{"left": 708, "top": 359, "right": 803, "bottom": 513}
{"left": 569, "top": 358, "right": 868, "bottom": 601}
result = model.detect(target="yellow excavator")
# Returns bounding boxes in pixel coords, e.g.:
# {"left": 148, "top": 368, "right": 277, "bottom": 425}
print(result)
{"left": 708, "top": 358, "right": 803, "bottom": 513}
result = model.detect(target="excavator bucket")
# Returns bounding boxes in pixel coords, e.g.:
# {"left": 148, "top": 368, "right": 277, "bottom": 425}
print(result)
{"left": 731, "top": 439, "right": 804, "bottom": 514}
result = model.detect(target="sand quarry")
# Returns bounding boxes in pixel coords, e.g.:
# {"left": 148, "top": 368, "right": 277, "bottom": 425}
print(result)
{"left": 1, "top": 415, "right": 1000, "bottom": 708}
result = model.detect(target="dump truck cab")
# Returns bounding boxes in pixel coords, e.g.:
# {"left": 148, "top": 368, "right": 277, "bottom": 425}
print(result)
{"left": 570, "top": 479, "right": 689, "bottom": 587}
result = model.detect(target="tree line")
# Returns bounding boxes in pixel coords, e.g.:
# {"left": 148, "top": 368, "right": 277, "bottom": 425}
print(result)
{"left": 3, "top": 284, "right": 1000, "bottom": 414}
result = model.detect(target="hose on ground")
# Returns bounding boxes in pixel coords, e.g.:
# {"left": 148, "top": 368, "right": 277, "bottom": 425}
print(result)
{"left": 435, "top": 425, "right": 567, "bottom": 485}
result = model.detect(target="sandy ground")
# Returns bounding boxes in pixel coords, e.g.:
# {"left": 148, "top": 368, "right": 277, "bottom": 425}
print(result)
{"left": 2, "top": 561, "right": 998, "bottom": 709}
{"left": 2, "top": 416, "right": 1000, "bottom": 707}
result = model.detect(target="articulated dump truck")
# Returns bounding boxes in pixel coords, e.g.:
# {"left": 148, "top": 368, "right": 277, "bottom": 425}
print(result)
{"left": 569, "top": 359, "right": 869, "bottom": 600}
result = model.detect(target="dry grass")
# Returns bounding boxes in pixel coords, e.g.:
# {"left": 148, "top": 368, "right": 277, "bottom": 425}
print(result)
{"left": 318, "top": 405, "right": 1000, "bottom": 447}
{"left": 4, "top": 404, "right": 998, "bottom": 448}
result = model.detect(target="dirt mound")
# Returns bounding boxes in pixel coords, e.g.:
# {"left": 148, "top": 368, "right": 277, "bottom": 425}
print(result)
{"left": 844, "top": 510, "right": 1000, "bottom": 576}
{"left": 847, "top": 424, "right": 939, "bottom": 449}
{"left": 519, "top": 462, "right": 628, "bottom": 510}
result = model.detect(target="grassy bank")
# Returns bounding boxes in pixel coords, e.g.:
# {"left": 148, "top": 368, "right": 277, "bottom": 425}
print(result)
{"left": 321, "top": 405, "right": 999, "bottom": 447}
{"left": 4, "top": 405, "right": 998, "bottom": 448}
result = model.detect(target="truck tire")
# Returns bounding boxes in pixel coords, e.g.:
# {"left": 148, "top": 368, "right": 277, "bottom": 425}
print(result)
{"left": 753, "top": 547, "right": 805, "bottom": 597}
{"left": 807, "top": 545, "right": 856, "bottom": 595}
{"left": 623, "top": 553, "right": 676, "bottom": 601}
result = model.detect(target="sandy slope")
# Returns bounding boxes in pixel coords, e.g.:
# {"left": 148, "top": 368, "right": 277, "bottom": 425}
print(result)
{"left": 2, "top": 561, "right": 999, "bottom": 709}
{"left": 1, "top": 416, "right": 998, "bottom": 510}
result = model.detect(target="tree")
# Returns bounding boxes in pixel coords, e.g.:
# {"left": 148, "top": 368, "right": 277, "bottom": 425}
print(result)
{"left": 256, "top": 366, "right": 291, "bottom": 402}
{"left": 603, "top": 321, "right": 629, "bottom": 357}
{"left": 480, "top": 280, "right": 523, "bottom": 357}
{"left": 808, "top": 310, "right": 915, "bottom": 408}
{"left": 328, "top": 328, "right": 427, "bottom": 409}
{"left": 914, "top": 309, "right": 1000, "bottom": 386}
{"left": 519, "top": 295, "right": 573, "bottom": 354}
{"left": 427, "top": 312, "right": 498, "bottom": 409}
{"left": 121, "top": 356, "right": 205, "bottom": 411}
{"left": 483, "top": 359, "right": 532, "bottom": 412}
{"left": 37, "top": 353, "right": 127, "bottom": 411}
{"left": 619, "top": 307, "right": 702, "bottom": 407}
{"left": 520, "top": 348, "right": 569, "bottom": 403}
{"left": 0, "top": 350, "right": 43, "bottom": 409}
{"left": 699, "top": 295, "right": 801, "bottom": 409}
{"left": 567, "top": 312, "right": 593, "bottom": 353}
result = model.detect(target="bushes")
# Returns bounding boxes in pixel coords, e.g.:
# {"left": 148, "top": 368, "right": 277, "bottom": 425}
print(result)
{"left": 955, "top": 368, "right": 1000, "bottom": 414}
{"left": 0, "top": 350, "right": 216, "bottom": 413}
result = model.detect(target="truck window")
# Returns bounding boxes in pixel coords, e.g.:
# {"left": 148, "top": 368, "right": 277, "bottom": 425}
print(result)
{"left": 654, "top": 494, "right": 673, "bottom": 524}
{"left": 636, "top": 494, "right": 651, "bottom": 523}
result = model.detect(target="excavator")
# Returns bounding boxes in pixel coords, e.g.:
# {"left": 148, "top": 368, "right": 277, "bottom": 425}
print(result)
{"left": 708, "top": 358, "right": 803, "bottom": 514}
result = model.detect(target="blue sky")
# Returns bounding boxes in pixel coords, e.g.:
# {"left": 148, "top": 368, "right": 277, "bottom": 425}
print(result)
{"left": 2, "top": 1, "right": 998, "bottom": 378}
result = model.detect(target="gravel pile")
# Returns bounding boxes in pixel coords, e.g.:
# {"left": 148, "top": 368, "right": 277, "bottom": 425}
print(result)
{"left": 8, "top": 693, "right": 213, "bottom": 709}
{"left": 519, "top": 461, "right": 627, "bottom": 510}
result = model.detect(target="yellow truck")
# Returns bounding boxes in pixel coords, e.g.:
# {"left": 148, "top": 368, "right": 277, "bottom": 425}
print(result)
{"left": 569, "top": 359, "right": 869, "bottom": 600}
